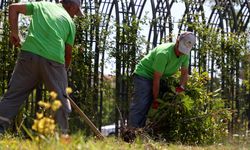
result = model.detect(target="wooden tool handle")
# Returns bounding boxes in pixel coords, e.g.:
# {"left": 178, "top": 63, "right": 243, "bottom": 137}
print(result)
{"left": 68, "top": 96, "right": 104, "bottom": 140}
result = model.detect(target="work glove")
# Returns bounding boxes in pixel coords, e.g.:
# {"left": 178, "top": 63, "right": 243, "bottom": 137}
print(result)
{"left": 152, "top": 99, "right": 159, "bottom": 109}
{"left": 175, "top": 85, "right": 185, "bottom": 93}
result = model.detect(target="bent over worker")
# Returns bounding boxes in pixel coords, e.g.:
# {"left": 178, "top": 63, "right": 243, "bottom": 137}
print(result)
{"left": 128, "top": 32, "right": 196, "bottom": 128}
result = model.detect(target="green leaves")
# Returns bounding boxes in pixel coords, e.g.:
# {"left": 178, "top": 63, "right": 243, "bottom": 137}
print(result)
{"left": 147, "top": 69, "right": 231, "bottom": 145}
{"left": 182, "top": 95, "right": 193, "bottom": 112}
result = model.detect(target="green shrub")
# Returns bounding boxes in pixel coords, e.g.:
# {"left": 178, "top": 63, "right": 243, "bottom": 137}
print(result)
{"left": 147, "top": 69, "right": 231, "bottom": 145}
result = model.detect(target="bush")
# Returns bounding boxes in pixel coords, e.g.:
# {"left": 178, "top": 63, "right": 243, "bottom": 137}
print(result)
{"left": 147, "top": 69, "right": 231, "bottom": 145}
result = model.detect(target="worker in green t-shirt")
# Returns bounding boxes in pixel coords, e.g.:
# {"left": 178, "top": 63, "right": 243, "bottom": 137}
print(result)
{"left": 128, "top": 32, "right": 196, "bottom": 128}
{"left": 0, "top": 0, "right": 83, "bottom": 136}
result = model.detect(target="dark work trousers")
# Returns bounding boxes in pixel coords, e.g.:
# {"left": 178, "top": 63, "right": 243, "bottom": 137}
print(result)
{"left": 128, "top": 74, "right": 153, "bottom": 128}
{"left": 0, "top": 51, "right": 71, "bottom": 133}
{"left": 128, "top": 74, "right": 169, "bottom": 128}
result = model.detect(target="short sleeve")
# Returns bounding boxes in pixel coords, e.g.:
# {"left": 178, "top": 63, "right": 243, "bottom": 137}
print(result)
{"left": 152, "top": 53, "right": 168, "bottom": 73}
{"left": 25, "top": 2, "right": 35, "bottom": 15}
{"left": 65, "top": 23, "right": 76, "bottom": 46}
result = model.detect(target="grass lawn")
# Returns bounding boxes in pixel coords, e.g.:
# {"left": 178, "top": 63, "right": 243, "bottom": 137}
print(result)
{"left": 0, "top": 132, "right": 249, "bottom": 150}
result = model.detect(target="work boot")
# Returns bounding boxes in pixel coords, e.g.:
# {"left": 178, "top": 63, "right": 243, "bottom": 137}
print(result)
{"left": 121, "top": 127, "right": 136, "bottom": 143}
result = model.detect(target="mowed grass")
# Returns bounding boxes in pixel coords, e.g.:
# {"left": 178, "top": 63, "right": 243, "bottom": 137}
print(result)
{"left": 0, "top": 132, "right": 249, "bottom": 150}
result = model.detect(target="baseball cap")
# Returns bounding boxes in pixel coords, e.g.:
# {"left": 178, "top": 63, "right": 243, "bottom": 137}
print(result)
{"left": 178, "top": 32, "right": 196, "bottom": 55}
{"left": 63, "top": 0, "right": 83, "bottom": 16}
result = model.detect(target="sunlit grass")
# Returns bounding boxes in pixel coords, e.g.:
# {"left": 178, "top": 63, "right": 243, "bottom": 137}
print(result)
{"left": 0, "top": 132, "right": 250, "bottom": 150}
{"left": 1, "top": 88, "right": 249, "bottom": 149}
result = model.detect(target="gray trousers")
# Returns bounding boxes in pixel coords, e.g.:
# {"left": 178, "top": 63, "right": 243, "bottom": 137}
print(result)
{"left": 128, "top": 74, "right": 153, "bottom": 128}
{"left": 0, "top": 51, "right": 71, "bottom": 133}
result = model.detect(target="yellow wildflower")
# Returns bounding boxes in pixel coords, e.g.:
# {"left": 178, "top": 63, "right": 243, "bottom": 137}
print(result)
{"left": 44, "top": 118, "right": 52, "bottom": 128}
{"left": 49, "top": 124, "right": 56, "bottom": 131}
{"left": 32, "top": 120, "right": 38, "bottom": 131}
{"left": 44, "top": 128, "right": 50, "bottom": 134}
{"left": 36, "top": 112, "right": 44, "bottom": 119}
{"left": 44, "top": 102, "right": 51, "bottom": 109}
{"left": 38, "top": 101, "right": 45, "bottom": 107}
{"left": 35, "top": 136, "right": 40, "bottom": 142}
{"left": 49, "top": 119, "right": 55, "bottom": 124}
{"left": 38, "top": 118, "right": 46, "bottom": 133}
{"left": 66, "top": 87, "right": 73, "bottom": 94}
{"left": 50, "top": 91, "right": 58, "bottom": 99}
{"left": 32, "top": 124, "right": 37, "bottom": 131}
{"left": 45, "top": 118, "right": 51, "bottom": 123}
{"left": 34, "top": 119, "right": 38, "bottom": 124}
{"left": 38, "top": 101, "right": 51, "bottom": 109}
{"left": 51, "top": 100, "right": 62, "bottom": 111}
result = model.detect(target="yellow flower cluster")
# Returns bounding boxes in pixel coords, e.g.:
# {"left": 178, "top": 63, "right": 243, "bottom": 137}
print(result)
{"left": 32, "top": 91, "right": 62, "bottom": 137}
{"left": 38, "top": 99, "right": 62, "bottom": 111}
{"left": 31, "top": 88, "right": 73, "bottom": 139}
{"left": 38, "top": 101, "right": 51, "bottom": 109}
{"left": 32, "top": 115, "right": 56, "bottom": 135}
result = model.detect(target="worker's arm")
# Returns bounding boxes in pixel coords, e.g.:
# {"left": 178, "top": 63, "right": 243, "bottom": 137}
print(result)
{"left": 9, "top": 3, "right": 27, "bottom": 47}
{"left": 65, "top": 44, "right": 73, "bottom": 70}
{"left": 152, "top": 71, "right": 162, "bottom": 109}
{"left": 179, "top": 67, "right": 189, "bottom": 87}
{"left": 176, "top": 66, "right": 189, "bottom": 93}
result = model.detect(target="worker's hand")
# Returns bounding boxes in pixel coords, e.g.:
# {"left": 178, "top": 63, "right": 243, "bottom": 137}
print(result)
{"left": 175, "top": 85, "right": 185, "bottom": 93}
{"left": 9, "top": 32, "right": 21, "bottom": 48}
{"left": 152, "top": 99, "right": 159, "bottom": 109}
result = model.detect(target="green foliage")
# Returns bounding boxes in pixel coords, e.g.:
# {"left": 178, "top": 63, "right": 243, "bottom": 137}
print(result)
{"left": 241, "top": 51, "right": 250, "bottom": 92}
{"left": 0, "top": 9, "right": 17, "bottom": 96}
{"left": 147, "top": 69, "right": 231, "bottom": 145}
{"left": 90, "top": 76, "right": 116, "bottom": 126}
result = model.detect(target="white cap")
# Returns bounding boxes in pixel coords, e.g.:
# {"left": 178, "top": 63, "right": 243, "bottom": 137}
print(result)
{"left": 178, "top": 32, "right": 196, "bottom": 55}
{"left": 64, "top": 0, "right": 83, "bottom": 16}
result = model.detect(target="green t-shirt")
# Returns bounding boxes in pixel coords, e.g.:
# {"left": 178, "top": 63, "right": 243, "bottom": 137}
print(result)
{"left": 21, "top": 2, "right": 76, "bottom": 64}
{"left": 134, "top": 43, "right": 189, "bottom": 79}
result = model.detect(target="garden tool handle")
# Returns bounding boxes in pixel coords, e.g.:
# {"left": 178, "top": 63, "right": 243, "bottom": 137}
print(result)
{"left": 67, "top": 96, "right": 104, "bottom": 140}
